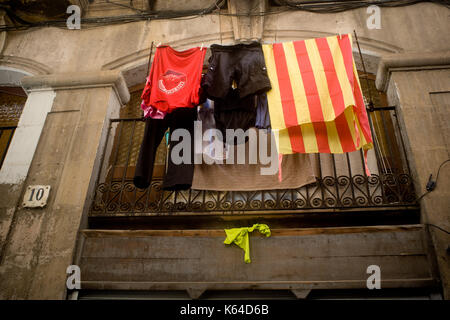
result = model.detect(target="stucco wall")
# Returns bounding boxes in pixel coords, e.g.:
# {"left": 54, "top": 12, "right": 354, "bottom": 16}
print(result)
{"left": 1, "top": 3, "right": 449, "bottom": 77}
{"left": 386, "top": 68, "right": 450, "bottom": 298}
{"left": 0, "top": 72, "right": 127, "bottom": 299}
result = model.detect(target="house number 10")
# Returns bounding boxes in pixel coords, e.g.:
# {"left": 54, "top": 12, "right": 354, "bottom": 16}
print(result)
{"left": 29, "top": 187, "right": 45, "bottom": 201}
{"left": 22, "top": 185, "right": 51, "bottom": 208}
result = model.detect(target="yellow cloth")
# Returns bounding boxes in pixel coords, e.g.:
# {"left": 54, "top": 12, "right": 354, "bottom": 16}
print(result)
{"left": 224, "top": 224, "right": 271, "bottom": 263}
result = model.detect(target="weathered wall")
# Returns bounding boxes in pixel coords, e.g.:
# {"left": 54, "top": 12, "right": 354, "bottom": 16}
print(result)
{"left": 263, "top": 3, "right": 450, "bottom": 53}
{"left": 0, "top": 72, "right": 127, "bottom": 299}
{"left": 78, "top": 225, "right": 436, "bottom": 298}
{"left": 1, "top": 3, "right": 449, "bottom": 76}
{"left": 0, "top": 1, "right": 449, "bottom": 299}
{"left": 384, "top": 67, "right": 450, "bottom": 298}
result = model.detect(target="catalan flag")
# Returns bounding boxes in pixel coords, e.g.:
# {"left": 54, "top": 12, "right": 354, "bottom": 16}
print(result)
{"left": 262, "top": 34, "right": 373, "bottom": 165}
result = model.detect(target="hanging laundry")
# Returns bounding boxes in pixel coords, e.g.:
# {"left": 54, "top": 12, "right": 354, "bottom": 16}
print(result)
{"left": 200, "top": 42, "right": 273, "bottom": 149}
{"left": 141, "top": 99, "right": 167, "bottom": 119}
{"left": 196, "top": 99, "right": 230, "bottom": 162}
{"left": 213, "top": 89, "right": 257, "bottom": 145}
{"left": 192, "top": 128, "right": 318, "bottom": 191}
{"left": 224, "top": 223, "right": 271, "bottom": 264}
{"left": 134, "top": 107, "right": 196, "bottom": 190}
{"left": 255, "top": 93, "right": 271, "bottom": 130}
{"left": 262, "top": 34, "right": 373, "bottom": 174}
{"left": 142, "top": 45, "right": 206, "bottom": 113}
{"left": 203, "top": 42, "right": 272, "bottom": 100}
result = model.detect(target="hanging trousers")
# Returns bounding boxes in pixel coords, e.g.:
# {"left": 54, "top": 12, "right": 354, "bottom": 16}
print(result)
{"left": 133, "top": 107, "right": 196, "bottom": 190}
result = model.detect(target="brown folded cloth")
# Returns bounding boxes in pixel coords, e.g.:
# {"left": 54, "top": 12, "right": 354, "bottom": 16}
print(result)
{"left": 192, "top": 128, "right": 318, "bottom": 191}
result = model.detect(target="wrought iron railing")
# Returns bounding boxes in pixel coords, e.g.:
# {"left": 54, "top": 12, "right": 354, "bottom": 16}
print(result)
{"left": 89, "top": 107, "right": 417, "bottom": 217}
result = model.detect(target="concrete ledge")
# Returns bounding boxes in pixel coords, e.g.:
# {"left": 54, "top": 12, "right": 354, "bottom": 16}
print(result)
{"left": 80, "top": 224, "right": 424, "bottom": 238}
{"left": 80, "top": 278, "right": 437, "bottom": 292}
{"left": 375, "top": 51, "right": 450, "bottom": 91}
{"left": 78, "top": 224, "right": 435, "bottom": 292}
{"left": 21, "top": 70, "right": 130, "bottom": 105}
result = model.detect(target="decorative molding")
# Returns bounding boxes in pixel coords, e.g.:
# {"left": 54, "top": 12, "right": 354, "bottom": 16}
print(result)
{"left": 101, "top": 32, "right": 235, "bottom": 87}
{"left": 21, "top": 70, "right": 130, "bottom": 105}
{"left": 102, "top": 32, "right": 234, "bottom": 71}
{"left": 0, "top": 55, "right": 53, "bottom": 76}
{"left": 375, "top": 51, "right": 450, "bottom": 91}
{"left": 263, "top": 29, "right": 403, "bottom": 54}
{"left": 100, "top": 26, "right": 420, "bottom": 91}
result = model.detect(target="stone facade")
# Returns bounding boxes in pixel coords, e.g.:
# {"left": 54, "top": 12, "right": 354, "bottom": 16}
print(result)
{"left": 0, "top": 0, "right": 449, "bottom": 299}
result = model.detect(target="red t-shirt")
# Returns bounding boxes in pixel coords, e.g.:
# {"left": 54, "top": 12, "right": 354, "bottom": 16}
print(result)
{"left": 142, "top": 45, "right": 206, "bottom": 113}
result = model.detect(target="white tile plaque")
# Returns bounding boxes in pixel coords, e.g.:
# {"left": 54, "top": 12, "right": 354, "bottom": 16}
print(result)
{"left": 22, "top": 185, "right": 51, "bottom": 208}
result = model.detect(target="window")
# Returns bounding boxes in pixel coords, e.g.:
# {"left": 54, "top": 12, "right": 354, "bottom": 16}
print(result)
{"left": 359, "top": 72, "right": 407, "bottom": 175}
{"left": 0, "top": 87, "right": 26, "bottom": 169}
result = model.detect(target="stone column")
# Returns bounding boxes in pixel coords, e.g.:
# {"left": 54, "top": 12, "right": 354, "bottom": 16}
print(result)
{"left": 376, "top": 51, "right": 450, "bottom": 299}
{"left": 0, "top": 71, "right": 129, "bottom": 299}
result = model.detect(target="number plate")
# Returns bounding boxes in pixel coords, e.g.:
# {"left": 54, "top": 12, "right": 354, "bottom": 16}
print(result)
{"left": 22, "top": 185, "right": 51, "bottom": 208}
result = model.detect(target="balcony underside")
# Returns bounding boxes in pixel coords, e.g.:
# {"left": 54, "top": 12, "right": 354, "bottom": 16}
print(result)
{"left": 77, "top": 224, "right": 437, "bottom": 297}
{"left": 89, "top": 205, "right": 420, "bottom": 229}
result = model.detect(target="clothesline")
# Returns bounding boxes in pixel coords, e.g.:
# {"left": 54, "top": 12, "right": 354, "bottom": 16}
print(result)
{"left": 152, "top": 33, "right": 349, "bottom": 50}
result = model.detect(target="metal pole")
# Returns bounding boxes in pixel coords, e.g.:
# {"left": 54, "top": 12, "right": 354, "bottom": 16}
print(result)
{"left": 147, "top": 41, "right": 154, "bottom": 76}
{"left": 353, "top": 30, "right": 374, "bottom": 111}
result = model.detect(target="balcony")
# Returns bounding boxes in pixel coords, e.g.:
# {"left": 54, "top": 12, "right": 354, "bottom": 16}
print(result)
{"left": 89, "top": 105, "right": 418, "bottom": 223}
{"left": 83, "top": 88, "right": 426, "bottom": 295}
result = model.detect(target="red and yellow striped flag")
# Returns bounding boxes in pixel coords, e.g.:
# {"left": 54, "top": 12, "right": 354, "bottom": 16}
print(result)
{"left": 262, "top": 34, "right": 373, "bottom": 158}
